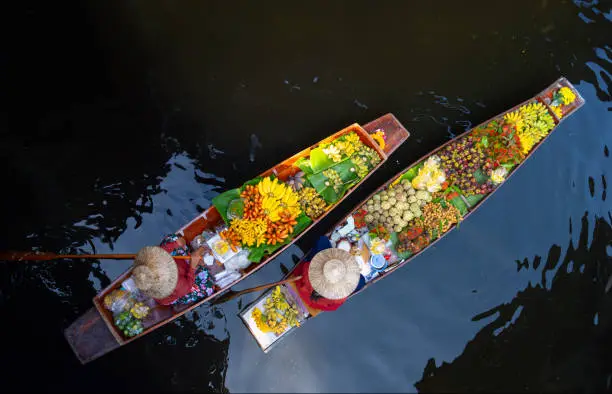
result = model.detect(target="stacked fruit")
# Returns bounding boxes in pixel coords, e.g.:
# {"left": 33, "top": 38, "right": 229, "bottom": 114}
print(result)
{"left": 241, "top": 185, "right": 264, "bottom": 220}
{"left": 439, "top": 135, "right": 492, "bottom": 196}
{"left": 298, "top": 187, "right": 327, "bottom": 219}
{"left": 251, "top": 286, "right": 300, "bottom": 335}
{"left": 265, "top": 212, "right": 298, "bottom": 245}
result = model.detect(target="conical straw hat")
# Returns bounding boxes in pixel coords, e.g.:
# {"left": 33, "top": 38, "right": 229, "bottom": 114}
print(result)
{"left": 132, "top": 246, "right": 179, "bottom": 299}
{"left": 309, "top": 248, "right": 360, "bottom": 300}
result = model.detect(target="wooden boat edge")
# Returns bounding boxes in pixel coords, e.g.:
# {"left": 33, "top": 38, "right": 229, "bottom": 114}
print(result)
{"left": 238, "top": 77, "right": 585, "bottom": 352}
{"left": 65, "top": 113, "right": 410, "bottom": 363}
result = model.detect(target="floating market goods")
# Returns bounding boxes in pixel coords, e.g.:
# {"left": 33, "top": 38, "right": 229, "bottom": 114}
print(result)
{"left": 472, "top": 120, "right": 524, "bottom": 168}
{"left": 130, "top": 302, "right": 150, "bottom": 319}
{"left": 298, "top": 187, "right": 327, "bottom": 219}
{"left": 323, "top": 169, "right": 343, "bottom": 193}
{"left": 504, "top": 102, "right": 555, "bottom": 154}
{"left": 419, "top": 202, "right": 461, "bottom": 235}
{"left": 230, "top": 217, "right": 268, "bottom": 247}
{"left": 411, "top": 156, "right": 446, "bottom": 193}
{"left": 241, "top": 185, "right": 264, "bottom": 220}
{"left": 396, "top": 226, "right": 427, "bottom": 254}
{"left": 439, "top": 135, "right": 493, "bottom": 196}
{"left": 549, "top": 86, "right": 577, "bottom": 118}
{"left": 265, "top": 212, "right": 298, "bottom": 245}
{"left": 114, "top": 311, "right": 144, "bottom": 337}
{"left": 251, "top": 286, "right": 300, "bottom": 335}
{"left": 103, "top": 289, "right": 128, "bottom": 310}
{"left": 286, "top": 171, "right": 306, "bottom": 191}
{"left": 364, "top": 179, "right": 430, "bottom": 233}
{"left": 220, "top": 228, "right": 241, "bottom": 250}
{"left": 489, "top": 167, "right": 508, "bottom": 184}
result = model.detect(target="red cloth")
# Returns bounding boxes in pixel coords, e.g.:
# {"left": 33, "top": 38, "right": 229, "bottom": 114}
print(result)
{"left": 154, "top": 240, "right": 196, "bottom": 305}
{"left": 293, "top": 261, "right": 346, "bottom": 312}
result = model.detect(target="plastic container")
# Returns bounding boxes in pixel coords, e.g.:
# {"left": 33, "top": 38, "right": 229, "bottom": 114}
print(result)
{"left": 224, "top": 249, "right": 252, "bottom": 271}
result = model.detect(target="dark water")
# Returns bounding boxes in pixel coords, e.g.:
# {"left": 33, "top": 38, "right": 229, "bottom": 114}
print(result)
{"left": 1, "top": 1, "right": 611, "bottom": 392}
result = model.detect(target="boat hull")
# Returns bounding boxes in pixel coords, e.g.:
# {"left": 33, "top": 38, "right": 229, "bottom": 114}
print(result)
{"left": 65, "top": 113, "right": 410, "bottom": 364}
{"left": 239, "top": 77, "right": 586, "bottom": 352}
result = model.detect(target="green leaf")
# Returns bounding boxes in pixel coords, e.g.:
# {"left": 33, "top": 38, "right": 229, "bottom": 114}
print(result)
{"left": 211, "top": 188, "right": 241, "bottom": 224}
{"left": 473, "top": 168, "right": 489, "bottom": 184}
{"left": 306, "top": 159, "right": 358, "bottom": 204}
{"left": 400, "top": 162, "right": 424, "bottom": 182}
{"left": 481, "top": 136, "right": 489, "bottom": 148}
{"left": 307, "top": 171, "right": 330, "bottom": 193}
{"left": 501, "top": 162, "right": 515, "bottom": 171}
{"left": 310, "top": 147, "right": 336, "bottom": 173}
{"left": 294, "top": 157, "right": 314, "bottom": 176}
{"left": 449, "top": 196, "right": 469, "bottom": 216}
{"left": 292, "top": 213, "right": 313, "bottom": 235}
{"left": 464, "top": 193, "right": 485, "bottom": 207}
{"left": 319, "top": 186, "right": 340, "bottom": 204}
{"left": 332, "top": 159, "right": 360, "bottom": 184}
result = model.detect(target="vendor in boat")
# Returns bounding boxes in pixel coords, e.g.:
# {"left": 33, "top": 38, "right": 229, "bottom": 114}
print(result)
{"left": 132, "top": 234, "right": 215, "bottom": 306}
{"left": 293, "top": 236, "right": 365, "bottom": 311}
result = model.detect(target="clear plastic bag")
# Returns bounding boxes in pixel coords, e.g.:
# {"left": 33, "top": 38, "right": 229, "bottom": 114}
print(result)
{"left": 103, "top": 289, "right": 135, "bottom": 315}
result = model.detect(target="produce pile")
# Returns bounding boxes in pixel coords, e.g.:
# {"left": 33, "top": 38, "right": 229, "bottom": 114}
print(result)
{"left": 251, "top": 286, "right": 301, "bottom": 336}
{"left": 104, "top": 289, "right": 150, "bottom": 338}
{"left": 213, "top": 131, "right": 385, "bottom": 263}
{"left": 353, "top": 85, "right": 577, "bottom": 266}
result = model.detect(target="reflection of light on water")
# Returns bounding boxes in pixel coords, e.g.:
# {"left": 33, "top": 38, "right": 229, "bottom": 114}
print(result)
{"left": 81, "top": 152, "right": 224, "bottom": 283}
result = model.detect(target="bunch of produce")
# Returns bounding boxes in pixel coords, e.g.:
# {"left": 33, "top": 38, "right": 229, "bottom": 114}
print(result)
{"left": 396, "top": 226, "right": 429, "bottom": 255}
{"left": 419, "top": 201, "right": 461, "bottom": 235}
{"left": 439, "top": 135, "right": 493, "bottom": 196}
{"left": 251, "top": 286, "right": 300, "bottom": 335}
{"left": 114, "top": 311, "right": 144, "bottom": 338}
{"left": 472, "top": 120, "right": 524, "bottom": 169}
{"left": 213, "top": 131, "right": 385, "bottom": 262}
{"left": 411, "top": 156, "right": 446, "bottom": 193}
{"left": 103, "top": 289, "right": 129, "bottom": 310}
{"left": 129, "top": 302, "right": 150, "bottom": 319}
{"left": 322, "top": 168, "right": 343, "bottom": 193}
{"left": 298, "top": 187, "right": 327, "bottom": 219}
{"left": 223, "top": 177, "right": 303, "bottom": 249}
{"left": 548, "top": 86, "right": 577, "bottom": 119}
{"left": 363, "top": 179, "right": 431, "bottom": 233}
{"left": 503, "top": 101, "right": 555, "bottom": 155}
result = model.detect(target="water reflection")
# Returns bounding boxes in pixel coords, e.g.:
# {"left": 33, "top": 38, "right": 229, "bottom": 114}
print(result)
{"left": 416, "top": 212, "right": 612, "bottom": 392}
{"left": 1, "top": 0, "right": 612, "bottom": 392}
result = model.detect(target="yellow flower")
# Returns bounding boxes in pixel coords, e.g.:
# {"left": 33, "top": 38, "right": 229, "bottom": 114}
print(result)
{"left": 345, "top": 132, "right": 360, "bottom": 145}
{"left": 335, "top": 140, "right": 356, "bottom": 157}
{"left": 322, "top": 144, "right": 342, "bottom": 162}
{"left": 504, "top": 110, "right": 524, "bottom": 130}
{"left": 551, "top": 105, "right": 563, "bottom": 119}
{"left": 371, "top": 131, "right": 386, "bottom": 150}
{"left": 558, "top": 86, "right": 576, "bottom": 105}
{"left": 257, "top": 177, "right": 287, "bottom": 200}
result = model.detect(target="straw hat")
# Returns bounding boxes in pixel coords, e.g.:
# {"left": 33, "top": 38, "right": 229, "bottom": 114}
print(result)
{"left": 309, "top": 248, "right": 360, "bottom": 300}
{"left": 132, "top": 246, "right": 178, "bottom": 299}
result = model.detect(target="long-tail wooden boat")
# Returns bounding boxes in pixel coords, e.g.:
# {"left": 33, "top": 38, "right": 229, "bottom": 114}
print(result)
{"left": 65, "top": 114, "right": 410, "bottom": 364}
{"left": 239, "top": 77, "right": 585, "bottom": 353}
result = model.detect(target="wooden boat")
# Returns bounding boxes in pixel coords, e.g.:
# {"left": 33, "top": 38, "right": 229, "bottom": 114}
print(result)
{"left": 239, "top": 77, "right": 585, "bottom": 353}
{"left": 64, "top": 114, "right": 410, "bottom": 364}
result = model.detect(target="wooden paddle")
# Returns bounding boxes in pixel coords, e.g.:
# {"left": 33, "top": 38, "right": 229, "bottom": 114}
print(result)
{"left": 0, "top": 251, "right": 191, "bottom": 262}
{"left": 211, "top": 275, "right": 302, "bottom": 305}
